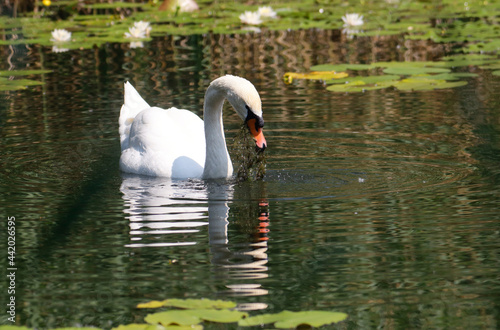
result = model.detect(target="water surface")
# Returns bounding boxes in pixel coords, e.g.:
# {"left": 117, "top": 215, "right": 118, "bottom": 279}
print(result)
{"left": 1, "top": 30, "right": 500, "bottom": 329}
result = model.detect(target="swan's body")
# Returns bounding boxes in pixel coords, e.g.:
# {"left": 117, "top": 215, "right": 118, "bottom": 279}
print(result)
{"left": 119, "top": 75, "right": 266, "bottom": 179}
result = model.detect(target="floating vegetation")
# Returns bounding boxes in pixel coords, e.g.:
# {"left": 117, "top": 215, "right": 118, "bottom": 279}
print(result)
{"left": 239, "top": 310, "right": 348, "bottom": 328}
{"left": 1, "top": 0, "right": 500, "bottom": 53}
{"left": 283, "top": 55, "right": 500, "bottom": 92}
{"left": 138, "top": 298, "right": 348, "bottom": 329}
{"left": 233, "top": 124, "right": 267, "bottom": 182}
{"left": 0, "top": 298, "right": 347, "bottom": 329}
{"left": 283, "top": 71, "right": 348, "bottom": 84}
{"left": 0, "top": 69, "right": 51, "bottom": 91}
{"left": 137, "top": 298, "right": 237, "bottom": 310}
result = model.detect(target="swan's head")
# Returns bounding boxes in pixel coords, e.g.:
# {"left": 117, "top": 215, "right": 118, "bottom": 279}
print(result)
{"left": 209, "top": 75, "right": 267, "bottom": 152}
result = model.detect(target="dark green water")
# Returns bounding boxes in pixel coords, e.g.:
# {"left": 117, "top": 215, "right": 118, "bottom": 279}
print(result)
{"left": 1, "top": 30, "right": 500, "bottom": 329}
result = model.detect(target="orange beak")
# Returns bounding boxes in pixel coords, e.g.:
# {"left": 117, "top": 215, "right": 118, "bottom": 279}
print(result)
{"left": 247, "top": 118, "right": 267, "bottom": 152}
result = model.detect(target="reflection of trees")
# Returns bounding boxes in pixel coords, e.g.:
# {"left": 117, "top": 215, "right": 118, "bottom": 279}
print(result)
{"left": 1, "top": 27, "right": 498, "bottom": 328}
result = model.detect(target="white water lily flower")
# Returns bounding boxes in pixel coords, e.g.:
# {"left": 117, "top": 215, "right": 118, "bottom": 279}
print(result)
{"left": 50, "top": 29, "right": 72, "bottom": 42}
{"left": 239, "top": 11, "right": 262, "bottom": 25}
{"left": 179, "top": 0, "right": 199, "bottom": 12}
{"left": 133, "top": 21, "right": 152, "bottom": 36}
{"left": 257, "top": 6, "right": 277, "bottom": 19}
{"left": 342, "top": 13, "right": 364, "bottom": 27}
{"left": 125, "top": 26, "right": 147, "bottom": 39}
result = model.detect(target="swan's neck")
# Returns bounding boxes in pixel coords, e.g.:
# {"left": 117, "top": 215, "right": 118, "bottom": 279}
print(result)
{"left": 202, "top": 87, "right": 233, "bottom": 179}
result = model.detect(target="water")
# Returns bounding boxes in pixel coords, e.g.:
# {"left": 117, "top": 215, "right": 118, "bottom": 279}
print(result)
{"left": 1, "top": 30, "right": 500, "bottom": 329}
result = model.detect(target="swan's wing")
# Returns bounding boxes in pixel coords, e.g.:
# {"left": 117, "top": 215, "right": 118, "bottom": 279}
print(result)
{"left": 121, "top": 107, "right": 206, "bottom": 178}
{"left": 119, "top": 82, "right": 151, "bottom": 151}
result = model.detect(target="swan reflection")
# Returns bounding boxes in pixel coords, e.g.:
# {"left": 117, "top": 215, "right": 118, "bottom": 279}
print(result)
{"left": 120, "top": 174, "right": 269, "bottom": 309}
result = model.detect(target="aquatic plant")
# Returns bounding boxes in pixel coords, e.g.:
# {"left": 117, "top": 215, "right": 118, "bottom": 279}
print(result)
{"left": 50, "top": 28, "right": 71, "bottom": 42}
{"left": 1, "top": 298, "right": 348, "bottom": 329}
{"left": 159, "top": 0, "right": 199, "bottom": 12}
{"left": 125, "top": 26, "right": 147, "bottom": 39}
{"left": 341, "top": 13, "right": 364, "bottom": 27}
{"left": 257, "top": 6, "right": 277, "bottom": 19}
{"left": 239, "top": 11, "right": 263, "bottom": 25}
{"left": 124, "top": 21, "right": 152, "bottom": 39}
{"left": 282, "top": 56, "right": 500, "bottom": 92}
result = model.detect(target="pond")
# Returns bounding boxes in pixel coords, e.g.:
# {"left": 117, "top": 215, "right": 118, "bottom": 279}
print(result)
{"left": 1, "top": 4, "right": 500, "bottom": 330}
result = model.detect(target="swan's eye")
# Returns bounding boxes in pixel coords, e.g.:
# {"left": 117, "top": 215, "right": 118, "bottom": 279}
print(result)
{"left": 245, "top": 105, "right": 264, "bottom": 130}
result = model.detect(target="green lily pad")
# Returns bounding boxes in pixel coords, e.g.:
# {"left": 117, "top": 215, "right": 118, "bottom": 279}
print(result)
{"left": 283, "top": 71, "right": 348, "bottom": 83}
{"left": 138, "top": 298, "right": 237, "bottom": 310}
{"left": 492, "top": 70, "right": 500, "bottom": 76}
{"left": 0, "top": 69, "right": 52, "bottom": 76}
{"left": 382, "top": 66, "right": 450, "bottom": 75}
{"left": 52, "top": 328, "right": 102, "bottom": 330}
{"left": 145, "top": 309, "right": 248, "bottom": 326}
{"left": 326, "top": 82, "right": 391, "bottom": 92}
{"left": 326, "top": 75, "right": 401, "bottom": 85}
{"left": 113, "top": 324, "right": 199, "bottom": 330}
{"left": 391, "top": 78, "right": 467, "bottom": 91}
{"left": 238, "top": 310, "right": 348, "bottom": 328}
{"left": 0, "top": 77, "right": 45, "bottom": 91}
{"left": 83, "top": 2, "right": 146, "bottom": 9}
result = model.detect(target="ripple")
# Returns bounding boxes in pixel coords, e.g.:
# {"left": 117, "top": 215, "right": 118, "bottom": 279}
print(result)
{"left": 264, "top": 127, "right": 474, "bottom": 201}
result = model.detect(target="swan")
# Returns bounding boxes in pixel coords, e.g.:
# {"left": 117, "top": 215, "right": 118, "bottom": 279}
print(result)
{"left": 119, "top": 75, "right": 267, "bottom": 179}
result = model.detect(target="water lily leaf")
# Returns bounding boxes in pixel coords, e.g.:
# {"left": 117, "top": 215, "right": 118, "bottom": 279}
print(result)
{"left": 326, "top": 75, "right": 400, "bottom": 85}
{"left": 492, "top": 70, "right": 500, "bottom": 76}
{"left": 113, "top": 324, "right": 200, "bottom": 330}
{"left": 421, "top": 72, "right": 478, "bottom": 80}
{"left": 0, "top": 77, "right": 44, "bottom": 91}
{"left": 283, "top": 71, "right": 348, "bottom": 83}
{"left": 0, "top": 70, "right": 52, "bottom": 76}
{"left": 190, "top": 309, "right": 248, "bottom": 323}
{"left": 145, "top": 309, "right": 247, "bottom": 326}
{"left": 83, "top": 2, "right": 146, "bottom": 9}
{"left": 391, "top": 78, "right": 467, "bottom": 91}
{"left": 145, "top": 310, "right": 202, "bottom": 326}
{"left": 238, "top": 310, "right": 348, "bottom": 328}
{"left": 369, "top": 61, "right": 440, "bottom": 69}
{"left": 479, "top": 62, "right": 500, "bottom": 70}
{"left": 138, "top": 298, "right": 237, "bottom": 310}
{"left": 53, "top": 328, "right": 102, "bottom": 330}
{"left": 382, "top": 66, "right": 450, "bottom": 75}
{"left": 326, "top": 83, "right": 390, "bottom": 92}
{"left": 137, "top": 300, "right": 168, "bottom": 309}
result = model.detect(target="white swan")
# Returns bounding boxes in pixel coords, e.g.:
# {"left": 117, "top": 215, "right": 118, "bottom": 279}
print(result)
{"left": 119, "top": 75, "right": 267, "bottom": 179}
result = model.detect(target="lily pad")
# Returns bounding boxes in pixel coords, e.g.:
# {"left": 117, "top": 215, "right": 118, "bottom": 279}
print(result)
{"left": 382, "top": 66, "right": 450, "bottom": 75}
{"left": 283, "top": 71, "right": 348, "bottom": 84}
{"left": 145, "top": 309, "right": 248, "bottom": 326}
{"left": 113, "top": 324, "right": 199, "bottom": 330}
{"left": 0, "top": 69, "right": 52, "bottom": 76}
{"left": 138, "top": 298, "right": 237, "bottom": 310}
{"left": 53, "top": 328, "right": 102, "bottom": 330}
{"left": 391, "top": 78, "right": 467, "bottom": 91}
{"left": 238, "top": 310, "right": 348, "bottom": 328}
{"left": 0, "top": 77, "right": 45, "bottom": 91}
{"left": 326, "top": 75, "right": 401, "bottom": 85}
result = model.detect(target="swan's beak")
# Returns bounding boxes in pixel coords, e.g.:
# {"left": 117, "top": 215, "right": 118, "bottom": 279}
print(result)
{"left": 247, "top": 118, "right": 267, "bottom": 152}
